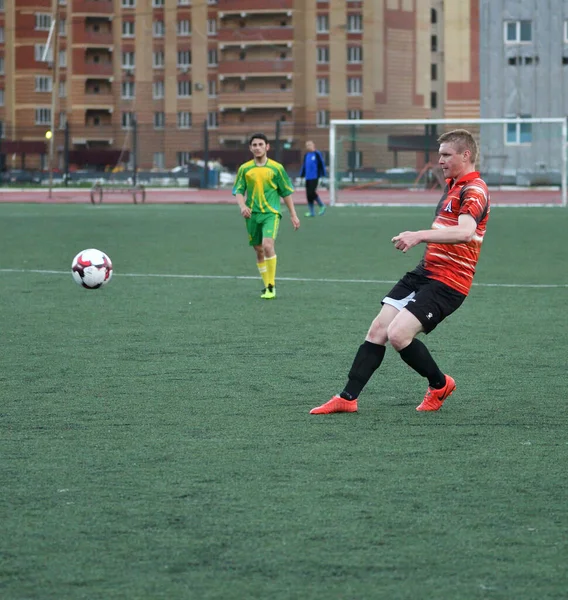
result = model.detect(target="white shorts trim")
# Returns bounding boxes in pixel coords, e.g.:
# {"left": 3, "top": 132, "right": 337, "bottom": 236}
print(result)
{"left": 382, "top": 291, "right": 416, "bottom": 312}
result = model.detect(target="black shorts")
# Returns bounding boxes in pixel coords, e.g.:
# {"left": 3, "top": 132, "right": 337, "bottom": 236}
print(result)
{"left": 382, "top": 271, "right": 466, "bottom": 333}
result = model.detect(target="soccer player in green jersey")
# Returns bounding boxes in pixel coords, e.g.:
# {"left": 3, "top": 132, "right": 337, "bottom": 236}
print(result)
{"left": 233, "top": 133, "right": 300, "bottom": 299}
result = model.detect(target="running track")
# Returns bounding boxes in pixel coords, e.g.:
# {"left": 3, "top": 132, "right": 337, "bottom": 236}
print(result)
{"left": 0, "top": 188, "right": 562, "bottom": 206}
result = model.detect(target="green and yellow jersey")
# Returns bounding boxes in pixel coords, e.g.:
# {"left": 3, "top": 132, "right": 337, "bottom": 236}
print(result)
{"left": 232, "top": 158, "right": 294, "bottom": 215}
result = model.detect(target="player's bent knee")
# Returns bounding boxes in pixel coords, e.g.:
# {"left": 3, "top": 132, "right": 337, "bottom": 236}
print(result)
{"left": 386, "top": 324, "right": 413, "bottom": 351}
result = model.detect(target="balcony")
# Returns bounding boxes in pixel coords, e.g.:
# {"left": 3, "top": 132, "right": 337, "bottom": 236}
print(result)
{"left": 218, "top": 60, "right": 293, "bottom": 76}
{"left": 218, "top": 90, "right": 293, "bottom": 110}
{"left": 218, "top": 27, "right": 294, "bottom": 45}
{"left": 82, "top": 62, "right": 114, "bottom": 76}
{"left": 83, "top": 92, "right": 114, "bottom": 108}
{"left": 72, "top": 126, "right": 115, "bottom": 144}
{"left": 218, "top": 122, "right": 296, "bottom": 140}
{"left": 218, "top": 0, "right": 293, "bottom": 13}
{"left": 82, "top": 30, "right": 114, "bottom": 46}
{"left": 73, "top": 0, "right": 114, "bottom": 15}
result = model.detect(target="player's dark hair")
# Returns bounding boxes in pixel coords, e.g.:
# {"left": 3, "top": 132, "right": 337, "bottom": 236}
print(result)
{"left": 437, "top": 129, "right": 478, "bottom": 163}
{"left": 249, "top": 132, "right": 268, "bottom": 145}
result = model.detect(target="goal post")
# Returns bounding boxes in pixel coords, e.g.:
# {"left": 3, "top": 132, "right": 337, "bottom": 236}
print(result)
{"left": 329, "top": 118, "right": 567, "bottom": 207}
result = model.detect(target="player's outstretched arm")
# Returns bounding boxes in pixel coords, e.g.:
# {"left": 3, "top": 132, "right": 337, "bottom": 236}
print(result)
{"left": 392, "top": 214, "right": 477, "bottom": 253}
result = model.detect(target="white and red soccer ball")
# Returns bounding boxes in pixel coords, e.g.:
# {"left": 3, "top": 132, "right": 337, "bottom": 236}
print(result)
{"left": 71, "top": 248, "right": 113, "bottom": 289}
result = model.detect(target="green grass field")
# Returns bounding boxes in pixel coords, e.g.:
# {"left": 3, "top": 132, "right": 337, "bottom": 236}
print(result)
{"left": 1, "top": 203, "right": 567, "bottom": 600}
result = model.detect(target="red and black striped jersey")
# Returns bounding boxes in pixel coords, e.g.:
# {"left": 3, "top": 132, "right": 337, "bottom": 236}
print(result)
{"left": 414, "top": 171, "right": 490, "bottom": 296}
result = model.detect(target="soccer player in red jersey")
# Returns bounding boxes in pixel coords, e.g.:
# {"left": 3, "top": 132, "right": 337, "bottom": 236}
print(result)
{"left": 311, "top": 129, "right": 490, "bottom": 414}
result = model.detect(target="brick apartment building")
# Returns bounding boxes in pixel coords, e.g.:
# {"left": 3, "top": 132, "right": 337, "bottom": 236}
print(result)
{"left": 0, "top": 0, "right": 479, "bottom": 172}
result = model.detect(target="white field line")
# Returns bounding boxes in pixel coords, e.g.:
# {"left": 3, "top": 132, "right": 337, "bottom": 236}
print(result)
{"left": 0, "top": 268, "right": 567, "bottom": 288}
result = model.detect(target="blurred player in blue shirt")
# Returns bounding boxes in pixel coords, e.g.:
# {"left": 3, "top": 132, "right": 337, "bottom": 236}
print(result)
{"left": 300, "top": 140, "right": 327, "bottom": 217}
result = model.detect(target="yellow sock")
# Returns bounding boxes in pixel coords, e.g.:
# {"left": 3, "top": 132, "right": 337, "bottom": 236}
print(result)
{"left": 265, "top": 255, "right": 277, "bottom": 287}
{"left": 257, "top": 261, "right": 270, "bottom": 287}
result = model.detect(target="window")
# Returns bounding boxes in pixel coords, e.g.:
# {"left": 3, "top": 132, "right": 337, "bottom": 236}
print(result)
{"left": 347, "top": 77, "right": 362, "bottom": 95}
{"left": 317, "top": 46, "right": 329, "bottom": 64}
{"left": 348, "top": 109, "right": 362, "bottom": 120}
{"left": 153, "top": 51, "right": 165, "bottom": 69}
{"left": 347, "top": 14, "right": 362, "bottom": 32}
{"left": 153, "top": 152, "right": 165, "bottom": 169}
{"left": 208, "top": 79, "right": 217, "bottom": 97}
{"left": 35, "top": 108, "right": 52, "bottom": 125}
{"left": 347, "top": 46, "right": 363, "bottom": 63}
{"left": 59, "top": 111, "right": 67, "bottom": 130}
{"left": 122, "top": 21, "right": 135, "bottom": 37}
{"left": 431, "top": 63, "right": 437, "bottom": 81}
{"left": 122, "top": 0, "right": 136, "bottom": 6}
{"left": 0, "top": 0, "right": 4, "bottom": 11}
{"left": 316, "top": 110, "right": 329, "bottom": 127}
{"left": 122, "top": 51, "right": 135, "bottom": 68}
{"left": 316, "top": 77, "right": 329, "bottom": 96}
{"left": 177, "top": 80, "right": 192, "bottom": 97}
{"left": 59, "top": 18, "right": 66, "bottom": 36}
{"left": 347, "top": 150, "right": 363, "bottom": 169}
{"left": 0, "top": 57, "right": 3, "bottom": 74}
{"left": 177, "top": 20, "right": 191, "bottom": 36}
{"left": 35, "top": 44, "right": 53, "bottom": 62}
{"left": 177, "top": 111, "right": 192, "bottom": 129}
{"left": 0, "top": 121, "right": 4, "bottom": 138}
{"left": 35, "top": 13, "right": 52, "bottom": 31}
{"left": 431, "top": 8, "right": 437, "bottom": 24}
{"left": 505, "top": 116, "right": 532, "bottom": 144}
{"left": 59, "top": 81, "right": 66, "bottom": 97}
{"left": 121, "top": 81, "right": 135, "bottom": 99}
{"left": 504, "top": 20, "right": 532, "bottom": 43}
{"left": 565, "top": 20, "right": 568, "bottom": 43}
{"left": 178, "top": 0, "right": 191, "bottom": 5}
{"left": 316, "top": 15, "right": 329, "bottom": 33}
{"left": 152, "top": 0, "right": 164, "bottom": 6}
{"left": 207, "top": 19, "right": 217, "bottom": 35}
{"left": 35, "top": 76, "right": 53, "bottom": 92}
{"left": 431, "top": 35, "right": 438, "bottom": 52}
{"left": 207, "top": 111, "right": 218, "bottom": 128}
{"left": 59, "top": 50, "right": 67, "bottom": 68}
{"left": 0, "top": 27, "right": 3, "bottom": 43}
{"left": 177, "top": 50, "right": 191, "bottom": 67}
{"left": 154, "top": 112, "right": 165, "bottom": 129}
{"left": 153, "top": 80, "right": 164, "bottom": 99}
{"left": 177, "top": 151, "right": 191, "bottom": 166}
{"left": 153, "top": 21, "right": 165, "bottom": 37}
{"left": 0, "top": 89, "right": 4, "bottom": 106}
{"left": 121, "top": 111, "right": 135, "bottom": 129}
{"left": 208, "top": 49, "right": 218, "bottom": 66}
{"left": 431, "top": 91, "right": 438, "bottom": 109}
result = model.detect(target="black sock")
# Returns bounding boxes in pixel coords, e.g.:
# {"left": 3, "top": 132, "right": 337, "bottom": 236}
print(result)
{"left": 398, "top": 339, "right": 446, "bottom": 389}
{"left": 340, "top": 341, "right": 386, "bottom": 400}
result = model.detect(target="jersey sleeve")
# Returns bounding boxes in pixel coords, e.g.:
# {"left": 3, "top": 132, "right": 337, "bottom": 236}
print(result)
{"left": 232, "top": 166, "right": 246, "bottom": 196}
{"left": 459, "top": 182, "right": 489, "bottom": 223}
{"left": 275, "top": 165, "right": 294, "bottom": 197}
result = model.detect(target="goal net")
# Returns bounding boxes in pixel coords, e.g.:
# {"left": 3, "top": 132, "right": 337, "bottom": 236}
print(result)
{"left": 328, "top": 118, "right": 567, "bottom": 207}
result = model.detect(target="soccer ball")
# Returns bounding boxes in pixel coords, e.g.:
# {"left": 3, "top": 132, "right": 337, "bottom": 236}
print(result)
{"left": 71, "top": 248, "right": 113, "bottom": 289}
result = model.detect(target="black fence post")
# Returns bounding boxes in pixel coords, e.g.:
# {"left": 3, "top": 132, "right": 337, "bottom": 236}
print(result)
{"left": 350, "top": 124, "right": 356, "bottom": 183}
{"left": 203, "top": 119, "right": 209, "bottom": 189}
{"left": 132, "top": 117, "right": 138, "bottom": 187}
{"left": 274, "top": 119, "right": 282, "bottom": 163}
{"left": 64, "top": 121, "right": 70, "bottom": 187}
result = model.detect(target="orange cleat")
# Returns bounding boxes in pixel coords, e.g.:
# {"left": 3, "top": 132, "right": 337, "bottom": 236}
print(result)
{"left": 416, "top": 375, "right": 456, "bottom": 411}
{"left": 310, "top": 395, "right": 358, "bottom": 414}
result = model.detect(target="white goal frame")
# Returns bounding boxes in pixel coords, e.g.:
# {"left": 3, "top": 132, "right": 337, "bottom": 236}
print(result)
{"left": 329, "top": 118, "right": 568, "bottom": 207}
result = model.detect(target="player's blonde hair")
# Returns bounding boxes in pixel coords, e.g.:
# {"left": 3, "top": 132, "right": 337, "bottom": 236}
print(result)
{"left": 437, "top": 129, "right": 478, "bottom": 164}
